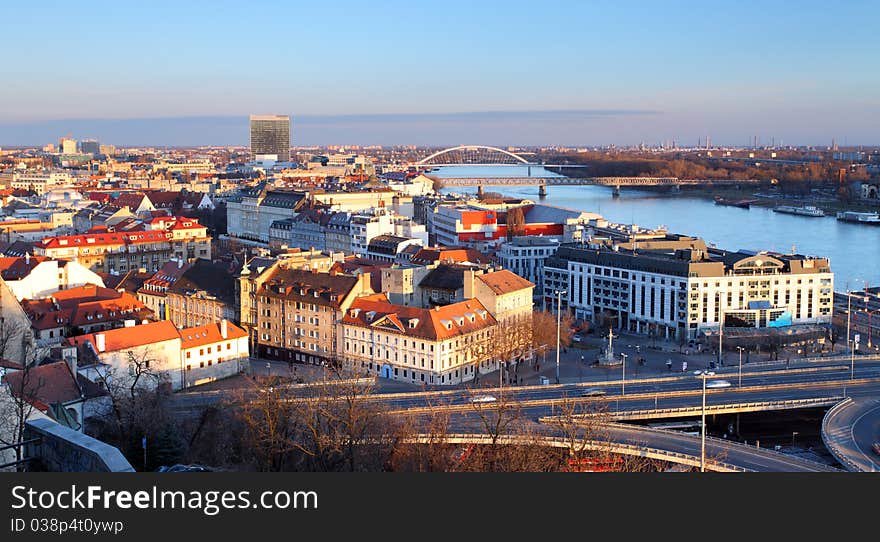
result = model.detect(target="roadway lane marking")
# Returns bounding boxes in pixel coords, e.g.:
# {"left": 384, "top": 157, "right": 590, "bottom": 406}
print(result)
{"left": 849, "top": 403, "right": 880, "bottom": 471}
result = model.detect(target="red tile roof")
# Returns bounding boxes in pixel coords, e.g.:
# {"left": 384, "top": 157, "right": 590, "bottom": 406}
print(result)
{"left": 23, "top": 285, "right": 151, "bottom": 330}
{"left": 65, "top": 320, "right": 181, "bottom": 352}
{"left": 179, "top": 321, "right": 247, "bottom": 349}
{"left": 477, "top": 270, "right": 535, "bottom": 295}
{"left": 343, "top": 294, "right": 496, "bottom": 341}
{"left": 36, "top": 230, "right": 172, "bottom": 250}
{"left": 3, "top": 362, "right": 82, "bottom": 411}
{"left": 0, "top": 255, "right": 48, "bottom": 280}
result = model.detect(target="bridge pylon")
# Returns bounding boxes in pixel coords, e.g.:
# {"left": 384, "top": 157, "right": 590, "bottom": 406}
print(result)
{"left": 538, "top": 184, "right": 547, "bottom": 198}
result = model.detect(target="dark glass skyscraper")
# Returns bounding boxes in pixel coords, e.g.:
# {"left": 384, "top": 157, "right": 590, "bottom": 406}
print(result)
{"left": 249, "top": 114, "right": 290, "bottom": 162}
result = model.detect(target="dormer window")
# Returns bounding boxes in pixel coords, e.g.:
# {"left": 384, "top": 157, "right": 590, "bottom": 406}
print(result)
{"left": 408, "top": 318, "right": 419, "bottom": 328}
{"left": 350, "top": 308, "right": 360, "bottom": 318}
{"left": 366, "top": 311, "right": 376, "bottom": 321}
{"left": 454, "top": 317, "right": 464, "bottom": 326}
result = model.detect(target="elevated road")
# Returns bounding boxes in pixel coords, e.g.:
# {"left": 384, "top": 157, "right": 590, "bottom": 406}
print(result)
{"left": 822, "top": 396, "right": 880, "bottom": 472}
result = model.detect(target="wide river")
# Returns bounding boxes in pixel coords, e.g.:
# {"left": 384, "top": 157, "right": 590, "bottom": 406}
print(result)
{"left": 434, "top": 166, "right": 879, "bottom": 288}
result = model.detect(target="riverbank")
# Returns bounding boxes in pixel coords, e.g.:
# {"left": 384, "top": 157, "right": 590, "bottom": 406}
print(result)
{"left": 632, "top": 185, "right": 880, "bottom": 215}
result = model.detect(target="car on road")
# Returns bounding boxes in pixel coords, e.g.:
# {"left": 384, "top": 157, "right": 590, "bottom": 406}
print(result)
{"left": 471, "top": 394, "right": 497, "bottom": 403}
{"left": 705, "top": 379, "right": 732, "bottom": 389}
{"left": 581, "top": 388, "right": 606, "bottom": 397}
{"left": 572, "top": 335, "right": 582, "bottom": 343}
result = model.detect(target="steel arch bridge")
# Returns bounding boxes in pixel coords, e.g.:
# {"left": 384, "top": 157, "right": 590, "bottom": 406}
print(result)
{"left": 418, "top": 145, "right": 531, "bottom": 166}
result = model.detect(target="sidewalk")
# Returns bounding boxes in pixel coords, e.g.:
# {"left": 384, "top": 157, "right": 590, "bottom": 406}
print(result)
{"left": 476, "top": 329, "right": 846, "bottom": 388}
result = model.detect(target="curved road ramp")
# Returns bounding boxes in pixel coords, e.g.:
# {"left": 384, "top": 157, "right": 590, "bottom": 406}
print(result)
{"left": 528, "top": 420, "right": 841, "bottom": 472}
{"left": 822, "top": 397, "right": 880, "bottom": 472}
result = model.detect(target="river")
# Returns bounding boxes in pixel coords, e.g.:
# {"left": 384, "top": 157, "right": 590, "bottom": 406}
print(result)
{"left": 433, "top": 166, "right": 879, "bottom": 288}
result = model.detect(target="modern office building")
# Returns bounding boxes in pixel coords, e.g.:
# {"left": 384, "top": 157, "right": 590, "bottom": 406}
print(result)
{"left": 544, "top": 236, "right": 833, "bottom": 341}
{"left": 79, "top": 139, "right": 100, "bottom": 155}
{"left": 249, "top": 114, "right": 290, "bottom": 162}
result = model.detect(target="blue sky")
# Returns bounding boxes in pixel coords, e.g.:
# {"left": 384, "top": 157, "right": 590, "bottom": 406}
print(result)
{"left": 1, "top": 0, "right": 878, "bottom": 146}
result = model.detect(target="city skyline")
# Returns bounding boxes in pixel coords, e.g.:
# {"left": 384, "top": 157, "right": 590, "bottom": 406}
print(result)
{"left": 1, "top": 1, "right": 878, "bottom": 146}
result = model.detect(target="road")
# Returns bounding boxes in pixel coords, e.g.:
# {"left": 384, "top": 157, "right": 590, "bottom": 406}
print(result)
{"left": 822, "top": 395, "right": 880, "bottom": 472}
{"left": 168, "top": 354, "right": 880, "bottom": 471}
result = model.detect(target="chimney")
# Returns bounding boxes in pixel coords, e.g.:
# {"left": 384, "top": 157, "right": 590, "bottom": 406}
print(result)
{"left": 220, "top": 319, "right": 228, "bottom": 339}
{"left": 63, "top": 345, "right": 77, "bottom": 376}
{"left": 95, "top": 333, "right": 106, "bottom": 353}
{"left": 463, "top": 269, "right": 476, "bottom": 300}
{"left": 25, "top": 252, "right": 30, "bottom": 264}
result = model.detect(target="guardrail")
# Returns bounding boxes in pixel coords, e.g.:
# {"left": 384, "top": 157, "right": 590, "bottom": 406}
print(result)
{"left": 593, "top": 422, "right": 840, "bottom": 472}
{"left": 820, "top": 397, "right": 864, "bottom": 472}
{"left": 576, "top": 396, "right": 845, "bottom": 421}
{"left": 405, "top": 433, "right": 749, "bottom": 472}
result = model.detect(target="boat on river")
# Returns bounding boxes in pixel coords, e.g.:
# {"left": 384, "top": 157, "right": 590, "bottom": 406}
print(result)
{"left": 836, "top": 211, "right": 880, "bottom": 224}
{"left": 773, "top": 205, "right": 825, "bottom": 217}
{"left": 714, "top": 196, "right": 754, "bottom": 209}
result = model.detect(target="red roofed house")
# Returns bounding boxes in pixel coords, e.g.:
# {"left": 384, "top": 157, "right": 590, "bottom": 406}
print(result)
{"left": 112, "top": 192, "right": 155, "bottom": 216}
{"left": 33, "top": 217, "right": 211, "bottom": 274}
{"left": 2, "top": 361, "right": 86, "bottom": 432}
{"left": 21, "top": 284, "right": 153, "bottom": 347}
{"left": 0, "top": 254, "right": 105, "bottom": 301}
{"left": 341, "top": 294, "right": 497, "bottom": 385}
{"left": 65, "top": 319, "right": 248, "bottom": 391}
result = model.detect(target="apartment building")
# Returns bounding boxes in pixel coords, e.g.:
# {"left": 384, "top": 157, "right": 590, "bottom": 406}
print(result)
{"left": 67, "top": 319, "right": 248, "bottom": 391}
{"left": 497, "top": 236, "right": 560, "bottom": 296}
{"left": 165, "top": 259, "right": 236, "bottom": 328}
{"left": 254, "top": 268, "right": 373, "bottom": 364}
{"left": 33, "top": 217, "right": 211, "bottom": 273}
{"left": 0, "top": 255, "right": 105, "bottom": 300}
{"left": 544, "top": 236, "right": 834, "bottom": 340}
{"left": 341, "top": 294, "right": 497, "bottom": 386}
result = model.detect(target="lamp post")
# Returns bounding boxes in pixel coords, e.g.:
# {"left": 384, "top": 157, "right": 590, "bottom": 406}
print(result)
{"left": 845, "top": 285, "right": 853, "bottom": 355}
{"left": 555, "top": 289, "right": 566, "bottom": 384}
{"left": 700, "top": 373, "right": 731, "bottom": 472}
{"left": 718, "top": 309, "right": 725, "bottom": 367}
{"left": 620, "top": 353, "right": 628, "bottom": 396}
{"left": 737, "top": 346, "right": 745, "bottom": 387}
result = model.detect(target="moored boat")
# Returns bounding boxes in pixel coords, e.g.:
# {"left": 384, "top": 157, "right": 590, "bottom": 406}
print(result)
{"left": 773, "top": 205, "right": 825, "bottom": 217}
{"left": 836, "top": 211, "right": 880, "bottom": 224}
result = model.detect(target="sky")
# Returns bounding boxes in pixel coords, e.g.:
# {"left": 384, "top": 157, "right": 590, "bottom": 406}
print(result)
{"left": 1, "top": 0, "right": 878, "bottom": 147}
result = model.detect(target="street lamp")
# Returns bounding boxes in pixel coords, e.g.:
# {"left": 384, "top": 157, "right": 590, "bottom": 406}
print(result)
{"left": 620, "top": 353, "right": 628, "bottom": 396}
{"left": 736, "top": 346, "right": 745, "bottom": 387}
{"left": 718, "top": 309, "right": 725, "bottom": 367}
{"left": 554, "top": 289, "right": 567, "bottom": 384}
{"left": 700, "top": 372, "right": 731, "bottom": 472}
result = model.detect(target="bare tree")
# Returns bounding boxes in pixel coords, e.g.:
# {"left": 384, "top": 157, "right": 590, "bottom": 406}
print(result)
{"left": 0, "top": 319, "right": 40, "bottom": 471}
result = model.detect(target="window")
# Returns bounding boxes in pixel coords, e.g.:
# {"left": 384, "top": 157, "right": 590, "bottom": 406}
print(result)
{"left": 186, "top": 352, "right": 191, "bottom": 359}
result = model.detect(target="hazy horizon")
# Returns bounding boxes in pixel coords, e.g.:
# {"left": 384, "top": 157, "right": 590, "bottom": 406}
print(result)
{"left": 1, "top": 109, "right": 877, "bottom": 149}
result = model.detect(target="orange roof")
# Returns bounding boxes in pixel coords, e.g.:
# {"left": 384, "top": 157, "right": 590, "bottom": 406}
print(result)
{"left": 37, "top": 230, "right": 172, "bottom": 250}
{"left": 4, "top": 361, "right": 81, "bottom": 411}
{"left": 179, "top": 321, "right": 247, "bottom": 349}
{"left": 343, "top": 294, "right": 496, "bottom": 341}
{"left": 66, "top": 320, "right": 180, "bottom": 352}
{"left": 477, "top": 269, "right": 534, "bottom": 295}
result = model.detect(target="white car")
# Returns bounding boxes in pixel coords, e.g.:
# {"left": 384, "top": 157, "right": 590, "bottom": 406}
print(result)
{"left": 581, "top": 389, "right": 607, "bottom": 397}
{"left": 706, "top": 379, "right": 731, "bottom": 389}
{"left": 471, "top": 394, "right": 497, "bottom": 403}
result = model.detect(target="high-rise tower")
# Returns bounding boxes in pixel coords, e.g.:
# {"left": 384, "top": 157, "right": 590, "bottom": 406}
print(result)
{"left": 249, "top": 114, "right": 291, "bottom": 162}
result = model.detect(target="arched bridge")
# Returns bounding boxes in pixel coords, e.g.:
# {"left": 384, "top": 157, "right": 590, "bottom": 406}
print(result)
{"left": 418, "top": 145, "right": 532, "bottom": 166}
